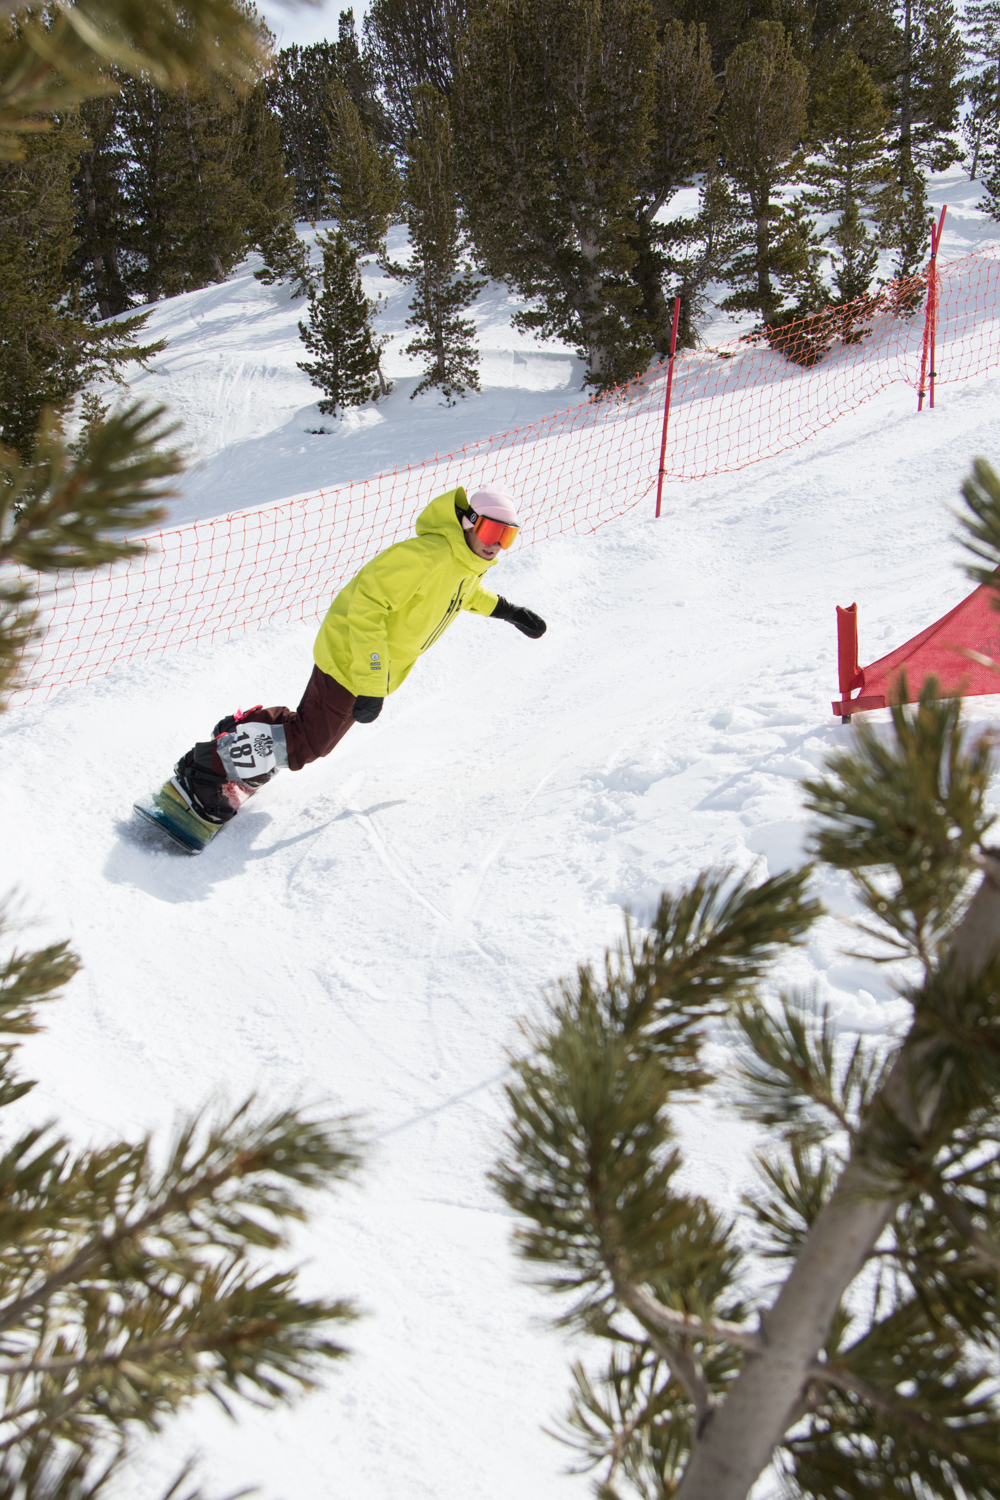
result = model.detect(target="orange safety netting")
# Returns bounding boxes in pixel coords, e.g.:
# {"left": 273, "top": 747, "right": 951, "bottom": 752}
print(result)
{"left": 10, "top": 242, "right": 1000, "bottom": 706}
{"left": 832, "top": 586, "right": 1000, "bottom": 719}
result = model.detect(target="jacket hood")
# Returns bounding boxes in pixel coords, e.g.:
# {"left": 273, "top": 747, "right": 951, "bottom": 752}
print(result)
{"left": 414, "top": 487, "right": 497, "bottom": 575}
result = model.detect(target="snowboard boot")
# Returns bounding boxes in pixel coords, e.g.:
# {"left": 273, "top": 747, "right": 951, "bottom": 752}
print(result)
{"left": 172, "top": 744, "right": 247, "bottom": 825}
{"left": 172, "top": 710, "right": 285, "bottom": 827}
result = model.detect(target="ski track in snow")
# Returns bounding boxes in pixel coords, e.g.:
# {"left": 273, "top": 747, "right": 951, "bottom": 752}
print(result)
{"left": 4, "top": 169, "right": 1000, "bottom": 1498}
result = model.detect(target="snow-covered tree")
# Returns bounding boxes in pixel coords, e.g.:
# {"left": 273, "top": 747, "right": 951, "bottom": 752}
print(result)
{"left": 494, "top": 458, "right": 1000, "bottom": 1500}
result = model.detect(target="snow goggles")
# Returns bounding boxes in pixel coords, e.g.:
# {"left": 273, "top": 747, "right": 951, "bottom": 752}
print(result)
{"left": 467, "top": 507, "right": 520, "bottom": 549}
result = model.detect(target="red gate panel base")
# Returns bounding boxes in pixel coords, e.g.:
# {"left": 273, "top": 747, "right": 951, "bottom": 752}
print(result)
{"left": 833, "top": 583, "right": 1000, "bottom": 718}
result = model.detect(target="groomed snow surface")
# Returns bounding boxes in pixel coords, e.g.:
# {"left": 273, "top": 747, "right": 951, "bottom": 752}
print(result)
{"left": 5, "top": 169, "right": 1000, "bottom": 1498}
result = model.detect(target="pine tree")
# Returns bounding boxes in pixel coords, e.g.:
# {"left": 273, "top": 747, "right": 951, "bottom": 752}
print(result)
{"left": 803, "top": 49, "right": 892, "bottom": 302}
{"left": 964, "top": 69, "right": 995, "bottom": 180}
{"left": 630, "top": 19, "right": 720, "bottom": 354}
{"left": 327, "top": 78, "right": 401, "bottom": 256}
{"left": 976, "top": 130, "right": 1000, "bottom": 216}
{"left": 493, "top": 457, "right": 1000, "bottom": 1500}
{"left": 717, "top": 21, "right": 817, "bottom": 329}
{"left": 963, "top": 0, "right": 1000, "bottom": 215}
{"left": 297, "top": 229, "right": 387, "bottom": 414}
{"left": 877, "top": 151, "right": 932, "bottom": 281}
{"left": 878, "top": 0, "right": 962, "bottom": 276}
{"left": 676, "top": 0, "right": 810, "bottom": 77}
{"left": 362, "top": 0, "right": 467, "bottom": 145}
{"left": 116, "top": 71, "right": 290, "bottom": 303}
{"left": 0, "top": 121, "right": 85, "bottom": 455}
{"left": 268, "top": 41, "right": 342, "bottom": 218}
{"left": 254, "top": 218, "right": 316, "bottom": 299}
{"left": 963, "top": 0, "right": 1000, "bottom": 178}
{"left": 72, "top": 93, "right": 134, "bottom": 319}
{"left": 911, "top": 0, "right": 965, "bottom": 169}
{"left": 0, "top": 124, "right": 162, "bottom": 460}
{"left": 393, "top": 83, "right": 482, "bottom": 403}
{"left": 454, "top": 0, "right": 658, "bottom": 392}
{"left": 268, "top": 19, "right": 384, "bottom": 221}
{"left": 806, "top": 0, "right": 902, "bottom": 93}
{"left": 658, "top": 171, "right": 750, "bottom": 348}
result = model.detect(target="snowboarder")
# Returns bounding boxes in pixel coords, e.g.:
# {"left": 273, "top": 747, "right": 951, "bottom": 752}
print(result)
{"left": 137, "top": 486, "right": 546, "bottom": 851}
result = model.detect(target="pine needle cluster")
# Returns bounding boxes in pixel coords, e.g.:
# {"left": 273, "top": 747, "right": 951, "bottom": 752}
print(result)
{"left": 0, "top": 403, "right": 182, "bottom": 703}
{"left": 494, "top": 869, "right": 819, "bottom": 1495}
{"left": 0, "top": 0, "right": 265, "bottom": 162}
{"left": 496, "top": 464, "right": 1000, "bottom": 1499}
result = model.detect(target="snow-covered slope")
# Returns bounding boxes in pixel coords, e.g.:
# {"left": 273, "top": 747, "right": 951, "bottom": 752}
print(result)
{"left": 5, "top": 168, "right": 1000, "bottom": 1500}
{"left": 121, "top": 221, "right": 585, "bottom": 528}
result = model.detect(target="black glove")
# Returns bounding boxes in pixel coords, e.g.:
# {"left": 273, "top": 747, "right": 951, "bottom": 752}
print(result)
{"left": 352, "top": 695, "right": 384, "bottom": 723}
{"left": 491, "top": 596, "right": 547, "bottom": 639}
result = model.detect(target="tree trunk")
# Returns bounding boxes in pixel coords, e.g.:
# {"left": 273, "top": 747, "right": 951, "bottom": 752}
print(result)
{"left": 747, "top": 175, "right": 775, "bottom": 324}
{"left": 576, "top": 219, "right": 607, "bottom": 380}
{"left": 631, "top": 215, "right": 672, "bottom": 354}
{"left": 674, "top": 857, "right": 1000, "bottom": 1500}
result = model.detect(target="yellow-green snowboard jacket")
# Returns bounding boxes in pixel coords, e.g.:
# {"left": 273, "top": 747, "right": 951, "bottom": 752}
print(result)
{"left": 313, "top": 487, "right": 500, "bottom": 697}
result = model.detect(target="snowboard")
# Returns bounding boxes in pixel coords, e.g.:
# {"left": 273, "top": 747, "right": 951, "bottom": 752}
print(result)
{"left": 133, "top": 778, "right": 226, "bottom": 855}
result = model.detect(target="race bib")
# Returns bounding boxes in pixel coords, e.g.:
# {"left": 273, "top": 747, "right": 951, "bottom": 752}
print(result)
{"left": 217, "top": 725, "right": 278, "bottom": 781}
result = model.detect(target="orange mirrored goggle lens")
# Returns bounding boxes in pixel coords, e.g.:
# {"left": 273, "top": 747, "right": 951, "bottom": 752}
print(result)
{"left": 471, "top": 513, "right": 520, "bottom": 549}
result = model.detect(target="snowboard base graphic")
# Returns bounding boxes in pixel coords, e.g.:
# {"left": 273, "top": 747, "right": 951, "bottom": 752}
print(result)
{"left": 133, "top": 779, "right": 224, "bottom": 855}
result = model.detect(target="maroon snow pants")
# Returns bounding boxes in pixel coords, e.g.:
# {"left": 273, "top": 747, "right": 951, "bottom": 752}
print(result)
{"left": 223, "top": 665, "right": 357, "bottom": 773}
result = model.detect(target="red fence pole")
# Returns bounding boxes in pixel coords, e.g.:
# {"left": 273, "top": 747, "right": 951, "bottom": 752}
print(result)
{"left": 918, "top": 205, "right": 947, "bottom": 411}
{"left": 654, "top": 295, "right": 682, "bottom": 519}
{"left": 837, "top": 603, "right": 860, "bottom": 723}
{"left": 929, "top": 205, "right": 946, "bottom": 408}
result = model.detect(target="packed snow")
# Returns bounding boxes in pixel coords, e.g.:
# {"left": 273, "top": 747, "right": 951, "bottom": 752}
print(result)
{"left": 4, "top": 167, "right": 1000, "bottom": 1499}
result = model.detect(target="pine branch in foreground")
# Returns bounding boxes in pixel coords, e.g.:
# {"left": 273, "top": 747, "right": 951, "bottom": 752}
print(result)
{"left": 0, "top": 955, "right": 364, "bottom": 1483}
{"left": 0, "top": 899, "right": 366, "bottom": 1497}
{"left": 495, "top": 458, "right": 1000, "bottom": 1500}
{"left": 0, "top": 0, "right": 265, "bottom": 160}
{"left": 0, "top": 401, "right": 182, "bottom": 706}
{"left": 0, "top": 11, "right": 370, "bottom": 1495}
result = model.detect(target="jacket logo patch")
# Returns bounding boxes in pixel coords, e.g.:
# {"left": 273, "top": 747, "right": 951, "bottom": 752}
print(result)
{"left": 370, "top": 652, "right": 382, "bottom": 670}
